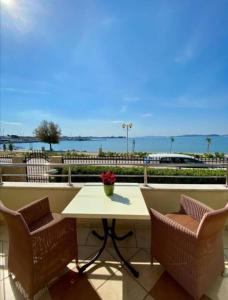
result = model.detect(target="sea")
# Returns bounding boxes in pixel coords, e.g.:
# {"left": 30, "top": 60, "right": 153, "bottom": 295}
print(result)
{"left": 11, "top": 136, "right": 228, "bottom": 154}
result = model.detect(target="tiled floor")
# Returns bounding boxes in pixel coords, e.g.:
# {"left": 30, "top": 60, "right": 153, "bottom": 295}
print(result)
{"left": 0, "top": 224, "right": 228, "bottom": 300}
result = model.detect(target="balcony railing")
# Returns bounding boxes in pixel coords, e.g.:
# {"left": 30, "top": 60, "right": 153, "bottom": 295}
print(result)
{"left": 1, "top": 160, "right": 228, "bottom": 187}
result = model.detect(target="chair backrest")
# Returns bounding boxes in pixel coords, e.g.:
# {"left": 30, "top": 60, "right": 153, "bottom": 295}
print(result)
{"left": 0, "top": 202, "right": 31, "bottom": 251}
{"left": 197, "top": 203, "right": 228, "bottom": 238}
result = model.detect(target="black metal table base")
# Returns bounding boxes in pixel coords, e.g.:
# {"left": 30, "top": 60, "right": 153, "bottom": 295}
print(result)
{"left": 79, "top": 219, "right": 139, "bottom": 277}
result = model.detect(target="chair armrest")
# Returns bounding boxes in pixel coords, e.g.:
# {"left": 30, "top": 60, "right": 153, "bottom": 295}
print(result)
{"left": 180, "top": 195, "right": 213, "bottom": 222}
{"left": 150, "top": 208, "right": 197, "bottom": 240}
{"left": 150, "top": 208, "right": 200, "bottom": 259}
{"left": 18, "top": 197, "right": 51, "bottom": 227}
{"left": 30, "top": 217, "right": 76, "bottom": 252}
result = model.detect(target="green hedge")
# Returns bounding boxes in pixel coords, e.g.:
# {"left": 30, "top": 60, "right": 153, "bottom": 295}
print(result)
{"left": 60, "top": 166, "right": 226, "bottom": 184}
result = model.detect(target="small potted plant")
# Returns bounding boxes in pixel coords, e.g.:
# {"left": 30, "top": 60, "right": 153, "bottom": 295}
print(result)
{"left": 100, "top": 171, "right": 116, "bottom": 196}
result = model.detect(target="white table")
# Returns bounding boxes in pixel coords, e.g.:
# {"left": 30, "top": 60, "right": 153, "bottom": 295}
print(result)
{"left": 62, "top": 183, "right": 150, "bottom": 277}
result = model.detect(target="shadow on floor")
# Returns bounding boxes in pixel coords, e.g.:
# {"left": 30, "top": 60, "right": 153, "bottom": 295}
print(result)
{"left": 149, "top": 271, "right": 212, "bottom": 300}
{"left": 49, "top": 269, "right": 102, "bottom": 300}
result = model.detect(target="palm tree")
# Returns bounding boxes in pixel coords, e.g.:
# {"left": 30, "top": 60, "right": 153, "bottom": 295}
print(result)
{"left": 206, "top": 137, "right": 212, "bottom": 153}
{"left": 170, "top": 137, "right": 175, "bottom": 153}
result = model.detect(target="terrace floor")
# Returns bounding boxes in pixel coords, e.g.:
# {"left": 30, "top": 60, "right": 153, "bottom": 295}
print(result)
{"left": 0, "top": 224, "right": 228, "bottom": 300}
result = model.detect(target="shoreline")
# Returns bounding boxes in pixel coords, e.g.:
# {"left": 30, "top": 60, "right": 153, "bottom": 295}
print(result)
{"left": 1, "top": 136, "right": 228, "bottom": 154}
{"left": 0, "top": 150, "right": 227, "bottom": 156}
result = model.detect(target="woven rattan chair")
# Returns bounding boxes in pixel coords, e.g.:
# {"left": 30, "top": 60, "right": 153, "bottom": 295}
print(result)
{"left": 0, "top": 197, "right": 78, "bottom": 299}
{"left": 150, "top": 194, "right": 228, "bottom": 299}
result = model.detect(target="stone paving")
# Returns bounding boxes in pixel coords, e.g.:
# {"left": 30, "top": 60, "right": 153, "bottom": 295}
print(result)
{"left": 0, "top": 224, "right": 227, "bottom": 300}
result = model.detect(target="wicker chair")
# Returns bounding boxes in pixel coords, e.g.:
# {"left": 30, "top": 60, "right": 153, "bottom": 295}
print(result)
{"left": 150, "top": 194, "right": 228, "bottom": 300}
{"left": 0, "top": 197, "right": 78, "bottom": 299}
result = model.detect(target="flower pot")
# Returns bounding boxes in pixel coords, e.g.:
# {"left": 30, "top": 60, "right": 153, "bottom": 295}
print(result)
{"left": 104, "top": 184, "right": 114, "bottom": 196}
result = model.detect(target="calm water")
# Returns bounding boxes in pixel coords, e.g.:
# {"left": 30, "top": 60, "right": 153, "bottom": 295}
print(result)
{"left": 12, "top": 136, "right": 228, "bottom": 153}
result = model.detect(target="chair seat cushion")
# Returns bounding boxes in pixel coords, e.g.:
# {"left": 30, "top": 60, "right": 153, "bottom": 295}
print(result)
{"left": 29, "top": 213, "right": 63, "bottom": 232}
{"left": 166, "top": 213, "right": 199, "bottom": 232}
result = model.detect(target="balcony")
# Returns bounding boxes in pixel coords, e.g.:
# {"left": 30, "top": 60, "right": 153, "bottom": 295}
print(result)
{"left": 0, "top": 181, "right": 228, "bottom": 300}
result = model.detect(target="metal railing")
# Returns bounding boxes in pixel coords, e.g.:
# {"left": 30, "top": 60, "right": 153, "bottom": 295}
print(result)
{"left": 0, "top": 155, "right": 13, "bottom": 163}
{"left": 0, "top": 161, "right": 227, "bottom": 187}
{"left": 63, "top": 155, "right": 228, "bottom": 166}
{"left": 63, "top": 156, "right": 144, "bottom": 165}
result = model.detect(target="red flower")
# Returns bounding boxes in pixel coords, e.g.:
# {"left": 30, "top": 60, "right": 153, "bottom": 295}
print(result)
{"left": 100, "top": 171, "right": 116, "bottom": 185}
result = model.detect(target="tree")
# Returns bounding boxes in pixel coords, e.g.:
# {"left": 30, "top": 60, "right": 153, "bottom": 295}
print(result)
{"left": 98, "top": 144, "right": 104, "bottom": 157}
{"left": 34, "top": 120, "right": 61, "bottom": 151}
{"left": 3, "top": 144, "right": 6, "bottom": 151}
{"left": 206, "top": 137, "right": 212, "bottom": 153}
{"left": 8, "top": 143, "right": 13, "bottom": 151}
{"left": 170, "top": 137, "right": 175, "bottom": 153}
{"left": 132, "top": 139, "right": 136, "bottom": 153}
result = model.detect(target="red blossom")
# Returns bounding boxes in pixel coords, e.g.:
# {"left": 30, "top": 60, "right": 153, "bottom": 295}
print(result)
{"left": 100, "top": 171, "right": 116, "bottom": 185}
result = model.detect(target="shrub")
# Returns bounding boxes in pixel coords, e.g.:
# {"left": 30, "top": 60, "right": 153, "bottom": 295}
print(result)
{"left": 215, "top": 152, "right": 225, "bottom": 159}
{"left": 60, "top": 165, "right": 226, "bottom": 184}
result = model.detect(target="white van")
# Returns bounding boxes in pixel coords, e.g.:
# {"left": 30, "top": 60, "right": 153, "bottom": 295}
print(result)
{"left": 145, "top": 153, "right": 204, "bottom": 166}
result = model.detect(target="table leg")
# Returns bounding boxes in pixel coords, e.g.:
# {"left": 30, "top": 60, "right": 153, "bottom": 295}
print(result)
{"left": 79, "top": 219, "right": 108, "bottom": 274}
{"left": 109, "top": 219, "right": 139, "bottom": 278}
{"left": 80, "top": 218, "right": 139, "bottom": 278}
{"left": 92, "top": 230, "right": 105, "bottom": 240}
{"left": 111, "top": 219, "right": 133, "bottom": 241}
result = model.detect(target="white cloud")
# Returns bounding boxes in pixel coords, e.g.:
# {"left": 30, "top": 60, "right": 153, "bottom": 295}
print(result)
{"left": 19, "top": 109, "right": 53, "bottom": 120}
{"left": 112, "top": 120, "right": 124, "bottom": 124}
{"left": 141, "top": 113, "right": 152, "bottom": 118}
{"left": 123, "top": 96, "right": 140, "bottom": 102}
{"left": 0, "top": 121, "right": 22, "bottom": 126}
{"left": 120, "top": 105, "right": 127, "bottom": 113}
{"left": 101, "top": 17, "right": 118, "bottom": 26}
{"left": 53, "top": 72, "right": 69, "bottom": 82}
{"left": 162, "top": 94, "right": 228, "bottom": 109}
{"left": 1, "top": 87, "right": 49, "bottom": 95}
{"left": 174, "top": 45, "right": 194, "bottom": 64}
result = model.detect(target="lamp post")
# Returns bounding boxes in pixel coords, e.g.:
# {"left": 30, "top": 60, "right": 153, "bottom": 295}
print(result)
{"left": 122, "top": 123, "right": 133, "bottom": 154}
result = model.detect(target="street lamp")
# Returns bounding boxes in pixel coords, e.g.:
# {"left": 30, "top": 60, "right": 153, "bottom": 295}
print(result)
{"left": 122, "top": 122, "right": 133, "bottom": 154}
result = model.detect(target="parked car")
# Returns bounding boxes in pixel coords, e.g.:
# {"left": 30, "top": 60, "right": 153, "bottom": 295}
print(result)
{"left": 144, "top": 153, "right": 205, "bottom": 167}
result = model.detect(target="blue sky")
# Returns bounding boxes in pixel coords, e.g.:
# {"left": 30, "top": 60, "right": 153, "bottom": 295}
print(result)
{"left": 0, "top": 0, "right": 228, "bottom": 137}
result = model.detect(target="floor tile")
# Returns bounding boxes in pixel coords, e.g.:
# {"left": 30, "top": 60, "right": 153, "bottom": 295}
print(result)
{"left": 86, "top": 227, "right": 137, "bottom": 248}
{"left": 49, "top": 269, "right": 101, "bottom": 300}
{"left": 2, "top": 276, "right": 27, "bottom": 300}
{"left": 86, "top": 227, "right": 106, "bottom": 247}
{"left": 135, "top": 228, "right": 151, "bottom": 249}
{"left": 129, "top": 249, "right": 164, "bottom": 292}
{"left": 80, "top": 250, "right": 122, "bottom": 290}
{"left": 0, "top": 280, "right": 4, "bottom": 300}
{"left": 0, "top": 225, "right": 8, "bottom": 241}
{"left": 1, "top": 221, "right": 227, "bottom": 300}
{"left": 78, "top": 245, "right": 104, "bottom": 262}
{"left": 149, "top": 271, "right": 211, "bottom": 300}
{"left": 87, "top": 261, "right": 122, "bottom": 290}
{"left": 97, "top": 268, "right": 147, "bottom": 300}
{"left": 142, "top": 247, "right": 151, "bottom": 256}
{"left": 0, "top": 240, "right": 3, "bottom": 281}
{"left": 224, "top": 249, "right": 228, "bottom": 278}
{"left": 143, "top": 295, "right": 155, "bottom": 300}
{"left": 35, "top": 289, "right": 52, "bottom": 300}
{"left": 106, "top": 247, "right": 139, "bottom": 263}
{"left": 2, "top": 276, "right": 51, "bottom": 300}
{"left": 205, "top": 272, "right": 228, "bottom": 300}
{"left": 113, "top": 228, "right": 137, "bottom": 248}
{"left": 0, "top": 241, "right": 9, "bottom": 281}
{"left": 224, "top": 249, "right": 228, "bottom": 272}
{"left": 134, "top": 220, "right": 150, "bottom": 229}
{"left": 77, "top": 227, "right": 90, "bottom": 246}
{"left": 2, "top": 240, "right": 8, "bottom": 256}
{"left": 223, "top": 229, "right": 228, "bottom": 248}
{"left": 66, "top": 259, "right": 78, "bottom": 272}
